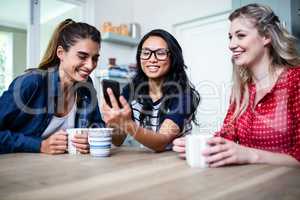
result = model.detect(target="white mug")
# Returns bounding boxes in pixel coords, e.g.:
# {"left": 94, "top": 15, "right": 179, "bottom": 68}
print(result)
{"left": 186, "top": 134, "right": 212, "bottom": 168}
{"left": 66, "top": 128, "right": 88, "bottom": 155}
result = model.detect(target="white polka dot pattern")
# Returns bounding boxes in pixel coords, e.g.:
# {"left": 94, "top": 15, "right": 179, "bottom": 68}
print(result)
{"left": 215, "top": 67, "right": 300, "bottom": 162}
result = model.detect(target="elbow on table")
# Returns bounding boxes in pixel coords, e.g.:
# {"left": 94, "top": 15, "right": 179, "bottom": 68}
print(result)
{"left": 153, "top": 149, "right": 165, "bottom": 153}
{"left": 152, "top": 144, "right": 169, "bottom": 153}
{"left": 112, "top": 140, "right": 124, "bottom": 147}
{"left": 151, "top": 135, "right": 175, "bottom": 153}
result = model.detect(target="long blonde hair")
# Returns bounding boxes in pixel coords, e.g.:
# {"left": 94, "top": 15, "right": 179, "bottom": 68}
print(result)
{"left": 229, "top": 3, "right": 300, "bottom": 119}
{"left": 38, "top": 19, "right": 101, "bottom": 69}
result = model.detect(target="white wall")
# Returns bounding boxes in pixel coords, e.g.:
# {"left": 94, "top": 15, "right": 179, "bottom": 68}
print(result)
{"left": 93, "top": 0, "right": 136, "bottom": 67}
{"left": 133, "top": 0, "right": 232, "bottom": 33}
{"left": 93, "top": 0, "right": 231, "bottom": 66}
{"left": 40, "top": 7, "right": 82, "bottom": 60}
{"left": 175, "top": 12, "right": 232, "bottom": 133}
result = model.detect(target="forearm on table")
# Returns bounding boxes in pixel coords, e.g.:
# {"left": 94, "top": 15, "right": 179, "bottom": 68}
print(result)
{"left": 0, "top": 130, "right": 42, "bottom": 153}
{"left": 249, "top": 147, "right": 300, "bottom": 167}
{"left": 122, "top": 120, "right": 176, "bottom": 152}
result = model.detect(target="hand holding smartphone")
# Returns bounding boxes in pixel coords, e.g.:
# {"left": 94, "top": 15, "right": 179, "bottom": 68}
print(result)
{"left": 101, "top": 79, "right": 122, "bottom": 108}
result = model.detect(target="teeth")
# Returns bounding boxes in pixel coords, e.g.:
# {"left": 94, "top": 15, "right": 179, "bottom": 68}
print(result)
{"left": 233, "top": 52, "right": 243, "bottom": 57}
{"left": 79, "top": 70, "right": 89, "bottom": 77}
{"left": 147, "top": 66, "right": 159, "bottom": 72}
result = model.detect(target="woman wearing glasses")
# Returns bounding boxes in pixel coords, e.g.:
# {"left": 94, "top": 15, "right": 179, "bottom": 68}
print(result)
{"left": 101, "top": 29, "right": 200, "bottom": 152}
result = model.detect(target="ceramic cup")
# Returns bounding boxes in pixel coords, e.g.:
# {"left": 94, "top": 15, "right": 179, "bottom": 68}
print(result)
{"left": 186, "top": 134, "right": 212, "bottom": 168}
{"left": 66, "top": 128, "right": 88, "bottom": 155}
{"left": 88, "top": 128, "right": 113, "bottom": 157}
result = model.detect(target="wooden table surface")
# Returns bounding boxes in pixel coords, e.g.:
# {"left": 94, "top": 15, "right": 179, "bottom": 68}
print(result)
{"left": 1, "top": 147, "right": 300, "bottom": 200}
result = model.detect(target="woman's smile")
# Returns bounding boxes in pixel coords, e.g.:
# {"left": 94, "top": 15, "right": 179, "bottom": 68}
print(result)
{"left": 146, "top": 65, "right": 160, "bottom": 73}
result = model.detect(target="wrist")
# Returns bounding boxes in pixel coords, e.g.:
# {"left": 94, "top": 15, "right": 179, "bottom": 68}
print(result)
{"left": 247, "top": 147, "right": 260, "bottom": 164}
{"left": 124, "top": 120, "right": 138, "bottom": 136}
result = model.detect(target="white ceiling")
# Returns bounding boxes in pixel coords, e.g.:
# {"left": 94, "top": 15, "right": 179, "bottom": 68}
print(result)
{"left": 0, "top": 0, "right": 77, "bottom": 29}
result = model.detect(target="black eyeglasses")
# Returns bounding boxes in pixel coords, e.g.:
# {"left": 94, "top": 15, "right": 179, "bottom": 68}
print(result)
{"left": 140, "top": 48, "right": 170, "bottom": 61}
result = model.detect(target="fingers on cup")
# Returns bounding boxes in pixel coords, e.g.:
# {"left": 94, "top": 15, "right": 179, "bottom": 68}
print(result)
{"left": 205, "top": 149, "right": 232, "bottom": 164}
{"left": 203, "top": 143, "right": 228, "bottom": 156}
{"left": 172, "top": 145, "right": 186, "bottom": 153}
{"left": 54, "top": 140, "right": 68, "bottom": 146}
{"left": 75, "top": 143, "right": 90, "bottom": 152}
{"left": 73, "top": 133, "right": 88, "bottom": 143}
{"left": 207, "top": 137, "right": 226, "bottom": 145}
{"left": 55, "top": 133, "right": 68, "bottom": 141}
{"left": 173, "top": 137, "right": 186, "bottom": 147}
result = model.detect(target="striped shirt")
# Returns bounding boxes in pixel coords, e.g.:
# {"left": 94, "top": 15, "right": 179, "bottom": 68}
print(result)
{"left": 122, "top": 87, "right": 193, "bottom": 149}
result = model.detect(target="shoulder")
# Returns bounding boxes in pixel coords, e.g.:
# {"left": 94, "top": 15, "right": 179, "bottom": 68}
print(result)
{"left": 281, "top": 67, "right": 300, "bottom": 100}
{"left": 165, "top": 92, "right": 193, "bottom": 115}
{"left": 283, "top": 66, "right": 300, "bottom": 90}
{"left": 0, "top": 69, "right": 46, "bottom": 104}
{"left": 168, "top": 92, "right": 192, "bottom": 106}
{"left": 286, "top": 66, "right": 300, "bottom": 81}
{"left": 10, "top": 69, "right": 46, "bottom": 93}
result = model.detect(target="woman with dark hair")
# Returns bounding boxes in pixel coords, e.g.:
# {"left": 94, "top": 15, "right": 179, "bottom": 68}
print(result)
{"left": 173, "top": 4, "right": 300, "bottom": 167}
{"left": 0, "top": 19, "right": 104, "bottom": 154}
{"left": 102, "top": 29, "right": 200, "bottom": 152}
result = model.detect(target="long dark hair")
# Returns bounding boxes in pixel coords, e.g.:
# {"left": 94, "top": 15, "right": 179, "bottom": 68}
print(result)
{"left": 39, "top": 18, "right": 101, "bottom": 69}
{"left": 130, "top": 29, "right": 200, "bottom": 127}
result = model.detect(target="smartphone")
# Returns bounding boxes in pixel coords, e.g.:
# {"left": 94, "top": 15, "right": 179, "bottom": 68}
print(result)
{"left": 101, "top": 79, "right": 122, "bottom": 108}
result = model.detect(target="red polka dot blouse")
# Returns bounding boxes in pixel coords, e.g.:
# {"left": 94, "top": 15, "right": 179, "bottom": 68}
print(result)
{"left": 216, "top": 66, "right": 300, "bottom": 162}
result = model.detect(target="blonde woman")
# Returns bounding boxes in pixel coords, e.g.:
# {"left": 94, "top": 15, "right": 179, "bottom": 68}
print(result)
{"left": 173, "top": 3, "right": 300, "bottom": 167}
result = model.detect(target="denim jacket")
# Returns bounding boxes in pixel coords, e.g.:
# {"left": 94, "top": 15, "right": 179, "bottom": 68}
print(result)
{"left": 0, "top": 67, "right": 104, "bottom": 153}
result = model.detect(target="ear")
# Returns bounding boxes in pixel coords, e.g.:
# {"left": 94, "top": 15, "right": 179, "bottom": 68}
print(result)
{"left": 56, "top": 46, "right": 65, "bottom": 61}
{"left": 262, "top": 35, "right": 271, "bottom": 46}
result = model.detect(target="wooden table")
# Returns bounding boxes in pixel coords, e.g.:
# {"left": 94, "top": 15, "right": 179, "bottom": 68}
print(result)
{"left": 1, "top": 147, "right": 300, "bottom": 200}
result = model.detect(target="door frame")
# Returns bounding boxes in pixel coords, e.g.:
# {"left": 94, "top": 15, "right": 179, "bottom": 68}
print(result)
{"left": 173, "top": 11, "right": 232, "bottom": 132}
{"left": 27, "top": 0, "right": 91, "bottom": 68}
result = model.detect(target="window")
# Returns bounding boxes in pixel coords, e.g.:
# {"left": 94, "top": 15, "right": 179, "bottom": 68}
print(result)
{"left": 0, "top": 0, "right": 85, "bottom": 77}
{"left": 0, "top": 32, "right": 12, "bottom": 95}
